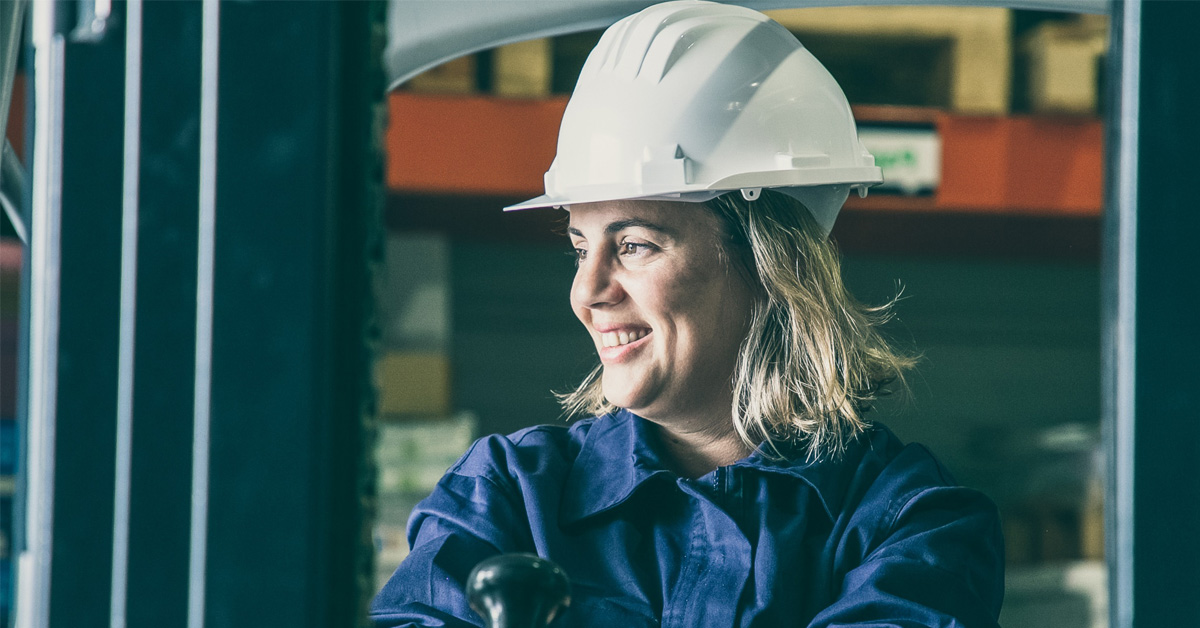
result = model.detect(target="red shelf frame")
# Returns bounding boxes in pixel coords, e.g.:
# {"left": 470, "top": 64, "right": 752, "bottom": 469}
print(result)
{"left": 387, "top": 92, "right": 1104, "bottom": 217}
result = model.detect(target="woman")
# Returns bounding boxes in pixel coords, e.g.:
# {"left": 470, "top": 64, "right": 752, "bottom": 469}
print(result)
{"left": 373, "top": 2, "right": 1004, "bottom": 626}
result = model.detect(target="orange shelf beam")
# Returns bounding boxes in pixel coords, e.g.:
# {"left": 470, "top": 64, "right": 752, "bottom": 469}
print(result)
{"left": 387, "top": 92, "right": 1104, "bottom": 216}
{"left": 932, "top": 113, "right": 1103, "bottom": 215}
{"left": 387, "top": 93, "right": 567, "bottom": 197}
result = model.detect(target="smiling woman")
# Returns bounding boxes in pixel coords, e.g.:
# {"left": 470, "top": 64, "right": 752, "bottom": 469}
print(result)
{"left": 372, "top": 2, "right": 1004, "bottom": 626}
{"left": 561, "top": 192, "right": 917, "bottom": 471}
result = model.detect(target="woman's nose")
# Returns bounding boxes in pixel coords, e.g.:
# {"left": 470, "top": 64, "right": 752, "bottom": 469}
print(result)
{"left": 571, "top": 255, "right": 622, "bottom": 309}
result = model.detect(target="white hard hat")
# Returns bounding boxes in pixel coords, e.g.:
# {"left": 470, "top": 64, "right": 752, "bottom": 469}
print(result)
{"left": 505, "top": 0, "right": 882, "bottom": 235}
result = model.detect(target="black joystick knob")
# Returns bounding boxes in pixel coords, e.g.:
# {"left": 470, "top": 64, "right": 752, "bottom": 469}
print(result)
{"left": 466, "top": 553, "right": 571, "bottom": 628}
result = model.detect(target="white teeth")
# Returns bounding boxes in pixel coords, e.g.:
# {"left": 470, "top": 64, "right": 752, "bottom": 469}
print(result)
{"left": 600, "top": 330, "right": 646, "bottom": 348}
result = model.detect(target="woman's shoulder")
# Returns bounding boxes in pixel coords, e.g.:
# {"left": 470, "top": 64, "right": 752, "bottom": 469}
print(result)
{"left": 837, "top": 425, "right": 959, "bottom": 503}
{"left": 445, "top": 417, "right": 604, "bottom": 482}
{"left": 842, "top": 423, "right": 999, "bottom": 533}
{"left": 854, "top": 424, "right": 957, "bottom": 488}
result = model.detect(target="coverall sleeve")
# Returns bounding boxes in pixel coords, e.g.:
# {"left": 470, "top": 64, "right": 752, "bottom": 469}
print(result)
{"left": 809, "top": 483, "right": 1006, "bottom": 628}
{"left": 370, "top": 439, "right": 535, "bottom": 628}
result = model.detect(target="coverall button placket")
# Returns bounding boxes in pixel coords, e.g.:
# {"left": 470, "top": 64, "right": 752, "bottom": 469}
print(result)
{"left": 668, "top": 473, "right": 753, "bottom": 627}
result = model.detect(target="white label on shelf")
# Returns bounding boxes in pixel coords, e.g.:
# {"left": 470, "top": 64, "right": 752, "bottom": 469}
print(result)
{"left": 859, "top": 127, "right": 941, "bottom": 195}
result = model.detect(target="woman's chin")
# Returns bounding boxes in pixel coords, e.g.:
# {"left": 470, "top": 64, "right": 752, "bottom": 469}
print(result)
{"left": 601, "top": 390, "right": 639, "bottom": 413}
{"left": 600, "top": 375, "right": 653, "bottom": 414}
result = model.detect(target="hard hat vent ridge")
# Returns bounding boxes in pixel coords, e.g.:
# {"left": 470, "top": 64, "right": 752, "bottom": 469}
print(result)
{"left": 607, "top": 3, "right": 742, "bottom": 81}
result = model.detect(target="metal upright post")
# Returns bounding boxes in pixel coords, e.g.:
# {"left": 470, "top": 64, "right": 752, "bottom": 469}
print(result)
{"left": 20, "top": 2, "right": 126, "bottom": 625}
{"left": 1104, "top": 1, "right": 1200, "bottom": 626}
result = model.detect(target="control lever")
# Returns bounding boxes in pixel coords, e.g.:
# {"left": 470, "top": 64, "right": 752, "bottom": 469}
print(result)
{"left": 466, "top": 553, "right": 571, "bottom": 628}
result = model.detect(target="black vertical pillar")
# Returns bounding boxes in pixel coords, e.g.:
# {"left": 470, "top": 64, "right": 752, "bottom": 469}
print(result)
{"left": 1104, "top": 1, "right": 1200, "bottom": 626}
{"left": 125, "top": 2, "right": 202, "bottom": 626}
{"left": 202, "top": 0, "right": 382, "bottom": 625}
{"left": 46, "top": 9, "right": 126, "bottom": 625}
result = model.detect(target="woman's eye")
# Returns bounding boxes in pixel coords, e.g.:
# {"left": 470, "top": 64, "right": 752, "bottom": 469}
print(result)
{"left": 571, "top": 248, "right": 588, "bottom": 264}
{"left": 620, "top": 241, "right": 650, "bottom": 256}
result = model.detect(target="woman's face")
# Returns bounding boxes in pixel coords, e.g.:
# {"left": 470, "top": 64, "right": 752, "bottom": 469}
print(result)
{"left": 568, "top": 200, "right": 755, "bottom": 423}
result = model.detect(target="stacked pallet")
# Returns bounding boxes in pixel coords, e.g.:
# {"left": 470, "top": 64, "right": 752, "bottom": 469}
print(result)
{"left": 769, "top": 6, "right": 1012, "bottom": 114}
{"left": 400, "top": 8, "right": 1108, "bottom": 117}
{"left": 1022, "top": 14, "right": 1108, "bottom": 115}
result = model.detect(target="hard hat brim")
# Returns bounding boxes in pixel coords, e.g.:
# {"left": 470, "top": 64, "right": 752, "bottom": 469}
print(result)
{"left": 503, "top": 190, "right": 724, "bottom": 212}
{"left": 502, "top": 169, "right": 883, "bottom": 213}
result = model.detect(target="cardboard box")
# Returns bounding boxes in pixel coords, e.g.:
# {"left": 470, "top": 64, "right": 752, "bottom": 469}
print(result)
{"left": 1022, "top": 15, "right": 1107, "bottom": 115}
{"left": 406, "top": 54, "right": 476, "bottom": 94}
{"left": 493, "top": 38, "right": 552, "bottom": 98}
{"left": 375, "top": 351, "right": 452, "bottom": 417}
{"left": 769, "top": 6, "right": 1012, "bottom": 114}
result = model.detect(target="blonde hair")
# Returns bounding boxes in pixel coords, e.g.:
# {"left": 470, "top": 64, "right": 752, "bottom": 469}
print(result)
{"left": 557, "top": 190, "right": 915, "bottom": 461}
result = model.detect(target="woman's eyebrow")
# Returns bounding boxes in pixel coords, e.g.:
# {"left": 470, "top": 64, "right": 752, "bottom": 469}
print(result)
{"left": 567, "top": 219, "right": 676, "bottom": 238}
{"left": 604, "top": 218, "right": 675, "bottom": 236}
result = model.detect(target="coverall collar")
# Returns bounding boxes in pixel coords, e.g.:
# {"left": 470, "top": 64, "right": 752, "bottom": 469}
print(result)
{"left": 561, "top": 410, "right": 855, "bottom": 525}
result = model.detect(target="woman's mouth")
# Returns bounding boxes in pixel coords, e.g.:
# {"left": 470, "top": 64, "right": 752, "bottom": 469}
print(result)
{"left": 597, "top": 328, "right": 652, "bottom": 363}
{"left": 600, "top": 329, "right": 649, "bottom": 348}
